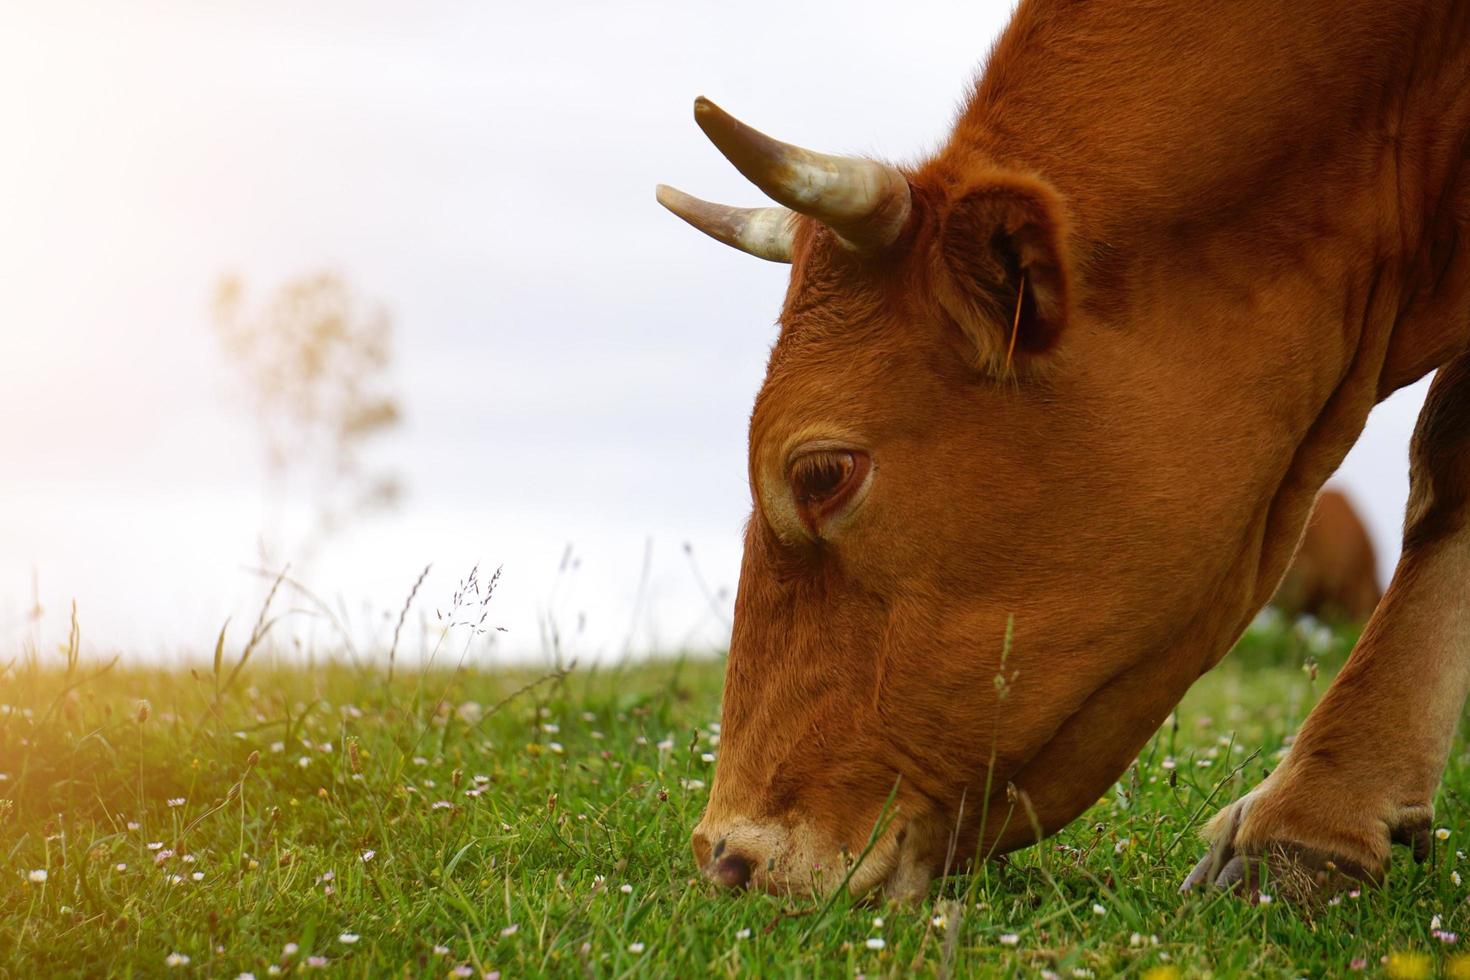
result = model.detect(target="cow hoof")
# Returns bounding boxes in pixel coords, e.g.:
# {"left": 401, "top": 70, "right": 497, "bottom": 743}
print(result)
{"left": 1179, "top": 784, "right": 1433, "bottom": 904}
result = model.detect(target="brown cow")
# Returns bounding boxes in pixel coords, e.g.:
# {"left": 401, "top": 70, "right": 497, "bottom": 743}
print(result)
{"left": 1274, "top": 489, "right": 1383, "bottom": 624}
{"left": 658, "top": 0, "right": 1470, "bottom": 902}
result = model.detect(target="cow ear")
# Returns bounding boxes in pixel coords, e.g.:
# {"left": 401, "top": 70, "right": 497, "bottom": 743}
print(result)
{"left": 932, "top": 171, "right": 1073, "bottom": 376}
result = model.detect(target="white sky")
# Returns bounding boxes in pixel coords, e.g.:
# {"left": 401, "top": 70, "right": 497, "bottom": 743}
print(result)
{"left": 0, "top": 0, "right": 1430, "bottom": 664}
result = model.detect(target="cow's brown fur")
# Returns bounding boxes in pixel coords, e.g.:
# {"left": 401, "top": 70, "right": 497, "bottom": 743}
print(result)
{"left": 687, "top": 0, "right": 1470, "bottom": 899}
{"left": 1274, "top": 489, "right": 1383, "bottom": 623}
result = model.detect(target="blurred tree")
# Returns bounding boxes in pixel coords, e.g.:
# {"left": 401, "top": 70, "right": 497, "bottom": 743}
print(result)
{"left": 212, "top": 272, "right": 403, "bottom": 562}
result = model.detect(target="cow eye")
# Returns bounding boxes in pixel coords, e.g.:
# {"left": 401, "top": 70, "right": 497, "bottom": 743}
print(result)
{"left": 788, "top": 449, "right": 870, "bottom": 533}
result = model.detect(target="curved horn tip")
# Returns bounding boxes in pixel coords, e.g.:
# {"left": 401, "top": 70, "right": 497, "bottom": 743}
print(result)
{"left": 691, "top": 97, "right": 740, "bottom": 142}
{"left": 653, "top": 184, "right": 795, "bottom": 263}
{"left": 682, "top": 95, "right": 911, "bottom": 253}
{"left": 656, "top": 182, "right": 701, "bottom": 213}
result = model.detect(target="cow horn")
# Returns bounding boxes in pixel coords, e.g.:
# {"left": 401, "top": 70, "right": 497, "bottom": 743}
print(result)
{"left": 691, "top": 96, "right": 911, "bottom": 254}
{"left": 655, "top": 185, "right": 795, "bottom": 263}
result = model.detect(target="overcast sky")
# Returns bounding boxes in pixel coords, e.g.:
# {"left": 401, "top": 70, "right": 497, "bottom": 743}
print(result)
{"left": 0, "top": 0, "right": 1431, "bottom": 663}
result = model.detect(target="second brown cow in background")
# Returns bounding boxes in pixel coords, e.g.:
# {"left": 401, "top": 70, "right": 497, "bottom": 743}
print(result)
{"left": 1274, "top": 489, "right": 1384, "bottom": 624}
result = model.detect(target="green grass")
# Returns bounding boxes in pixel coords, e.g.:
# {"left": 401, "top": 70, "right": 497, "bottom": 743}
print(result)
{"left": 3, "top": 615, "right": 1468, "bottom": 978}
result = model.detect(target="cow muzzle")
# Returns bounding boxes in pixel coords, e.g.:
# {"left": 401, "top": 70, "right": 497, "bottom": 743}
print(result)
{"left": 691, "top": 813, "right": 938, "bottom": 901}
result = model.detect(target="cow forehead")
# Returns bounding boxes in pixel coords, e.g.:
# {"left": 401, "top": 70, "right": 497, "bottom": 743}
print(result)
{"left": 749, "top": 339, "right": 906, "bottom": 456}
{"left": 776, "top": 284, "right": 889, "bottom": 349}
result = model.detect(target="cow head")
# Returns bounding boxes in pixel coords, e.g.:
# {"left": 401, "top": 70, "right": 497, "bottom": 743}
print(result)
{"left": 659, "top": 99, "right": 1281, "bottom": 899}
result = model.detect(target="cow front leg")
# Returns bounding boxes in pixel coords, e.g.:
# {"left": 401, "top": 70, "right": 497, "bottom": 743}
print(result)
{"left": 1184, "top": 352, "right": 1470, "bottom": 901}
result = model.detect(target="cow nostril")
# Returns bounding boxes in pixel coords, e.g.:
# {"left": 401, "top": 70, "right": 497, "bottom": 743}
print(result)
{"left": 712, "top": 837, "right": 726, "bottom": 860}
{"left": 712, "top": 854, "right": 752, "bottom": 890}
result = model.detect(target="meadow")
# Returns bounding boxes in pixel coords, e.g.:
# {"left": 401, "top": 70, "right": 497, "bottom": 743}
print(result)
{"left": 3, "top": 608, "right": 1467, "bottom": 979}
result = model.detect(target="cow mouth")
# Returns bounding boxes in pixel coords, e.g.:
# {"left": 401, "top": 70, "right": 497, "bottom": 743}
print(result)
{"left": 841, "top": 782, "right": 1036, "bottom": 900}
{"left": 845, "top": 819, "right": 939, "bottom": 901}
{"left": 696, "top": 812, "right": 940, "bottom": 901}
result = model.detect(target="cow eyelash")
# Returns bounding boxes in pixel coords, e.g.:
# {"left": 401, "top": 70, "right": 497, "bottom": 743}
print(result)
{"left": 790, "top": 451, "right": 855, "bottom": 504}
{"left": 788, "top": 449, "right": 870, "bottom": 533}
